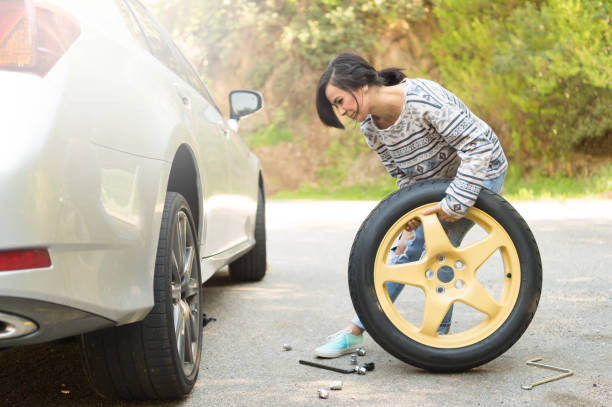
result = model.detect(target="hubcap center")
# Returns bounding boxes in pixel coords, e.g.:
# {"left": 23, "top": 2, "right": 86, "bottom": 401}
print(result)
{"left": 437, "top": 265, "right": 454, "bottom": 283}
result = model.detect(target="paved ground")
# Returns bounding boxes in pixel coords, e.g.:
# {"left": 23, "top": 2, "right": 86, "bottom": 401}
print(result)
{"left": 1, "top": 199, "right": 611, "bottom": 406}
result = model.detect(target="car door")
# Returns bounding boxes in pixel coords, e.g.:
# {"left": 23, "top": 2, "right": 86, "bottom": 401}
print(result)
{"left": 124, "top": 0, "right": 232, "bottom": 256}
{"left": 225, "top": 125, "right": 257, "bottom": 247}
{"left": 159, "top": 27, "right": 255, "bottom": 251}
{"left": 169, "top": 46, "right": 240, "bottom": 256}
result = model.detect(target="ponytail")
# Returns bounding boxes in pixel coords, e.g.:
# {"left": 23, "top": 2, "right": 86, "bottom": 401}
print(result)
{"left": 377, "top": 68, "right": 406, "bottom": 86}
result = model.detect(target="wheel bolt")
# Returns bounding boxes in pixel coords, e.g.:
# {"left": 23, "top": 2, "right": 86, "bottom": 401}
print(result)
{"left": 455, "top": 280, "right": 465, "bottom": 289}
{"left": 436, "top": 286, "right": 445, "bottom": 294}
{"left": 436, "top": 254, "right": 446, "bottom": 264}
{"left": 454, "top": 260, "right": 465, "bottom": 270}
{"left": 425, "top": 269, "right": 434, "bottom": 280}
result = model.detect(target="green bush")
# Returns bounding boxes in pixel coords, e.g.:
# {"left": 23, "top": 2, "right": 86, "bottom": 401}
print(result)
{"left": 247, "top": 105, "right": 293, "bottom": 148}
{"left": 431, "top": 0, "right": 611, "bottom": 159}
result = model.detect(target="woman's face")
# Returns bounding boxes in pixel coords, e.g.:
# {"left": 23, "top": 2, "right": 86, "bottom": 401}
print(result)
{"left": 325, "top": 83, "right": 369, "bottom": 122}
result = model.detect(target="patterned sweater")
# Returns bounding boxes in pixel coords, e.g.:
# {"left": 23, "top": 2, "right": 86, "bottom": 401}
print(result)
{"left": 361, "top": 78, "right": 507, "bottom": 218}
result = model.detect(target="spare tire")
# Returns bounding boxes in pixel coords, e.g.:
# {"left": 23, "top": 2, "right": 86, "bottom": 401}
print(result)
{"left": 348, "top": 179, "right": 541, "bottom": 372}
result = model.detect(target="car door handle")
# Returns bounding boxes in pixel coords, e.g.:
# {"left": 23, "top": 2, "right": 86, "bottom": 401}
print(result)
{"left": 174, "top": 84, "right": 191, "bottom": 108}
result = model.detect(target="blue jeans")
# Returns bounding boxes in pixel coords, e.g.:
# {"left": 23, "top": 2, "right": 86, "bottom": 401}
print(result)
{"left": 351, "top": 172, "right": 506, "bottom": 332}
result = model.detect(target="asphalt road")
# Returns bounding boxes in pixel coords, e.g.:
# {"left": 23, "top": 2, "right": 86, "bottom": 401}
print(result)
{"left": 1, "top": 199, "right": 611, "bottom": 407}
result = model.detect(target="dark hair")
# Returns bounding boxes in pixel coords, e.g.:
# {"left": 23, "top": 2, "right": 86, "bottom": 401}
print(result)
{"left": 316, "top": 53, "right": 406, "bottom": 129}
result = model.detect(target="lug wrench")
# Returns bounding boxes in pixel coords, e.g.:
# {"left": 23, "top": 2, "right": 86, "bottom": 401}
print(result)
{"left": 299, "top": 360, "right": 374, "bottom": 375}
{"left": 521, "top": 357, "right": 573, "bottom": 390}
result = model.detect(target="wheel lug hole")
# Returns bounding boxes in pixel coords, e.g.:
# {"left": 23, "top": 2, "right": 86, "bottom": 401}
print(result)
{"left": 436, "top": 254, "right": 446, "bottom": 264}
{"left": 454, "top": 279, "right": 465, "bottom": 289}
{"left": 436, "top": 286, "right": 445, "bottom": 295}
{"left": 425, "top": 269, "right": 434, "bottom": 280}
{"left": 454, "top": 260, "right": 465, "bottom": 270}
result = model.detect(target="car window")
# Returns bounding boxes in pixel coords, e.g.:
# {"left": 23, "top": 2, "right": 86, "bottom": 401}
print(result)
{"left": 124, "top": 0, "right": 187, "bottom": 84}
{"left": 167, "top": 41, "right": 217, "bottom": 107}
{"left": 115, "top": 0, "right": 148, "bottom": 50}
{"left": 123, "top": 0, "right": 223, "bottom": 117}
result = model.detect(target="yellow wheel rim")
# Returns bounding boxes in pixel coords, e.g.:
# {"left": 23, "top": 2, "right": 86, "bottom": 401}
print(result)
{"left": 373, "top": 204, "right": 521, "bottom": 348}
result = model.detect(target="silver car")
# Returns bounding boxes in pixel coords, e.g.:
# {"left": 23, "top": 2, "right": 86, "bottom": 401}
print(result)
{"left": 0, "top": 0, "right": 267, "bottom": 399}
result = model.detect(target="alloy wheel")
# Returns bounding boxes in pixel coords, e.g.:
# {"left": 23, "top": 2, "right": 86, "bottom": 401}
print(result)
{"left": 170, "top": 210, "right": 200, "bottom": 374}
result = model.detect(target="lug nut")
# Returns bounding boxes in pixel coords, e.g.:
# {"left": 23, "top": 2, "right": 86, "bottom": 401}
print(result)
{"left": 330, "top": 380, "right": 343, "bottom": 390}
{"left": 356, "top": 348, "right": 366, "bottom": 356}
{"left": 455, "top": 280, "right": 465, "bottom": 289}
{"left": 282, "top": 343, "right": 292, "bottom": 351}
{"left": 454, "top": 260, "right": 465, "bottom": 270}
{"left": 425, "top": 269, "right": 434, "bottom": 280}
{"left": 318, "top": 388, "right": 329, "bottom": 399}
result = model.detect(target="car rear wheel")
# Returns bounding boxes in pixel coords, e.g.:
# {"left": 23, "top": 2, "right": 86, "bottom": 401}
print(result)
{"left": 229, "top": 183, "right": 267, "bottom": 281}
{"left": 80, "top": 192, "right": 203, "bottom": 399}
{"left": 349, "top": 179, "right": 542, "bottom": 372}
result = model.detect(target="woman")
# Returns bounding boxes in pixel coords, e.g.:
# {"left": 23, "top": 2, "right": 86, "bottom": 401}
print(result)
{"left": 314, "top": 53, "right": 508, "bottom": 358}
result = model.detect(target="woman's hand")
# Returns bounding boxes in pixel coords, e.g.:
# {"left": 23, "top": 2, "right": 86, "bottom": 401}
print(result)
{"left": 422, "top": 204, "right": 458, "bottom": 223}
{"left": 404, "top": 204, "right": 458, "bottom": 231}
{"left": 404, "top": 218, "right": 421, "bottom": 231}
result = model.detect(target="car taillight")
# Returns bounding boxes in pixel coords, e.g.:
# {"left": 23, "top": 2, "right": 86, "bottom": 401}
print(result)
{"left": 0, "top": 0, "right": 80, "bottom": 76}
{"left": 0, "top": 248, "right": 51, "bottom": 271}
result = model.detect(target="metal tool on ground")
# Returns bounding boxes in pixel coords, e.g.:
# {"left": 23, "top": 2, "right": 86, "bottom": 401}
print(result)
{"left": 299, "top": 360, "right": 369, "bottom": 375}
{"left": 329, "top": 381, "right": 343, "bottom": 390}
{"left": 299, "top": 360, "right": 375, "bottom": 375}
{"left": 202, "top": 314, "right": 216, "bottom": 327}
{"left": 362, "top": 362, "right": 375, "bottom": 371}
{"left": 356, "top": 348, "right": 366, "bottom": 356}
{"left": 350, "top": 355, "right": 358, "bottom": 365}
{"left": 318, "top": 388, "right": 329, "bottom": 399}
{"left": 521, "top": 357, "right": 573, "bottom": 390}
{"left": 282, "top": 343, "right": 292, "bottom": 351}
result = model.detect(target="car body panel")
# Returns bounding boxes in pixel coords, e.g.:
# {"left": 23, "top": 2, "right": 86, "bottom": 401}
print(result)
{"left": 0, "top": 0, "right": 262, "bottom": 340}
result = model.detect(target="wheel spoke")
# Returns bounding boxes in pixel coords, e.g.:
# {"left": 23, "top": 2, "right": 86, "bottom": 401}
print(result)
{"left": 176, "top": 215, "right": 186, "bottom": 275}
{"left": 183, "top": 278, "right": 199, "bottom": 300}
{"left": 189, "top": 307, "right": 199, "bottom": 338}
{"left": 462, "top": 280, "right": 502, "bottom": 317}
{"left": 420, "top": 213, "right": 453, "bottom": 254}
{"left": 459, "top": 230, "right": 503, "bottom": 272}
{"left": 419, "top": 294, "right": 451, "bottom": 336}
{"left": 171, "top": 282, "right": 181, "bottom": 302}
{"left": 375, "top": 262, "right": 427, "bottom": 289}
{"left": 175, "top": 303, "right": 185, "bottom": 361}
{"left": 171, "top": 251, "right": 181, "bottom": 283}
{"left": 183, "top": 246, "right": 194, "bottom": 281}
{"left": 183, "top": 302, "right": 194, "bottom": 364}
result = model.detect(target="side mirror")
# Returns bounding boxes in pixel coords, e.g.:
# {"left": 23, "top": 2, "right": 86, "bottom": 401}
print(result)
{"left": 229, "top": 90, "right": 263, "bottom": 121}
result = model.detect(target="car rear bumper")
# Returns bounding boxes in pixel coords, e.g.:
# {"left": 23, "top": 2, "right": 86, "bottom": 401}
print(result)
{"left": 0, "top": 296, "right": 114, "bottom": 348}
{"left": 0, "top": 123, "right": 170, "bottom": 325}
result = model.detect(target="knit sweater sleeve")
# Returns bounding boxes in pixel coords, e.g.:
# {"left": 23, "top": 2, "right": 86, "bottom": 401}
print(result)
{"left": 362, "top": 124, "right": 411, "bottom": 188}
{"left": 423, "top": 103, "right": 495, "bottom": 218}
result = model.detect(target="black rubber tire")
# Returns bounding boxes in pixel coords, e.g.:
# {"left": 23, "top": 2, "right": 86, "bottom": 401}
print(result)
{"left": 349, "top": 179, "right": 542, "bottom": 372}
{"left": 229, "top": 184, "right": 267, "bottom": 282}
{"left": 79, "top": 192, "right": 203, "bottom": 399}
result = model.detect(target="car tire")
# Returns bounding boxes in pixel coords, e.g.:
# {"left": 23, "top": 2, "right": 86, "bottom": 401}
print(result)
{"left": 80, "top": 192, "right": 203, "bottom": 399}
{"left": 229, "top": 184, "right": 267, "bottom": 282}
{"left": 349, "top": 179, "right": 542, "bottom": 372}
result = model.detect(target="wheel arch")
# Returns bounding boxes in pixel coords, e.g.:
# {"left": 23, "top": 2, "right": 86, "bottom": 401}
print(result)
{"left": 167, "top": 144, "right": 203, "bottom": 241}
{"left": 258, "top": 170, "right": 265, "bottom": 201}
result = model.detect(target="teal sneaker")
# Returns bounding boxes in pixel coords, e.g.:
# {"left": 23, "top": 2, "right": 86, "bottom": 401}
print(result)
{"left": 314, "top": 330, "right": 363, "bottom": 358}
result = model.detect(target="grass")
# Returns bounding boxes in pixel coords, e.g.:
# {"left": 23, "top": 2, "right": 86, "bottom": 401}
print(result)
{"left": 271, "top": 163, "right": 612, "bottom": 201}
{"left": 503, "top": 163, "right": 612, "bottom": 200}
